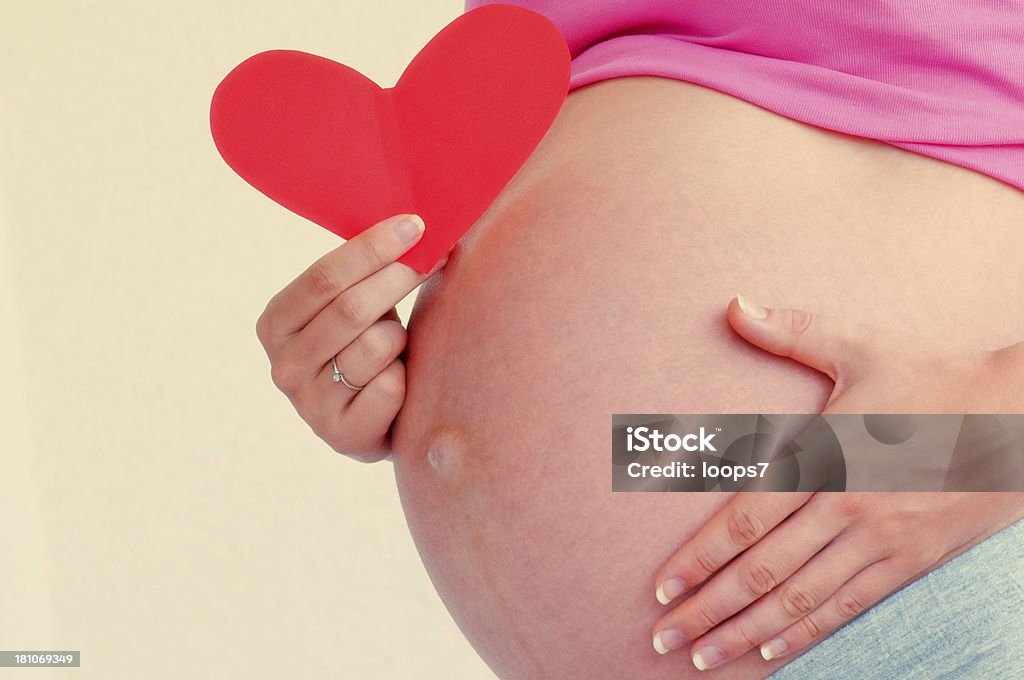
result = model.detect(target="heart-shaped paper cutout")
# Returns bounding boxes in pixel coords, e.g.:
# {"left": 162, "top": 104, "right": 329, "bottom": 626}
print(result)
{"left": 209, "top": 4, "right": 570, "bottom": 272}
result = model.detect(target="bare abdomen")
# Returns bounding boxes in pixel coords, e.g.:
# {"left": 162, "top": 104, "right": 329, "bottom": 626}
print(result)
{"left": 390, "top": 76, "right": 1024, "bottom": 679}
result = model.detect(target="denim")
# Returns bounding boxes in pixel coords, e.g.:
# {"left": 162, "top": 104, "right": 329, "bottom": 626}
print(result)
{"left": 768, "top": 516, "right": 1024, "bottom": 679}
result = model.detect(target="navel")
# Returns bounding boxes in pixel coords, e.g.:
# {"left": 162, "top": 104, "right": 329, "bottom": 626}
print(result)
{"left": 425, "top": 424, "right": 469, "bottom": 481}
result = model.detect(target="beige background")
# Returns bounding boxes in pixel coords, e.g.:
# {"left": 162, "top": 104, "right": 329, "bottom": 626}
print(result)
{"left": 0, "top": 1, "right": 495, "bottom": 677}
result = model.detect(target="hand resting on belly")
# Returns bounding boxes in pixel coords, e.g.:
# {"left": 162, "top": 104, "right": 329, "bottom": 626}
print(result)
{"left": 650, "top": 296, "right": 1024, "bottom": 671}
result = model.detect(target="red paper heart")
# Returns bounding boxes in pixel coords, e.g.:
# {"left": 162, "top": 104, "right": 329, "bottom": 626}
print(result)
{"left": 209, "top": 5, "right": 570, "bottom": 272}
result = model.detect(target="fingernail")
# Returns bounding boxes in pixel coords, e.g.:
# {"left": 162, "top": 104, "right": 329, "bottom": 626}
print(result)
{"left": 736, "top": 293, "right": 768, "bottom": 320}
{"left": 693, "top": 646, "right": 725, "bottom": 671}
{"left": 655, "top": 578, "right": 686, "bottom": 605}
{"left": 652, "top": 629, "right": 685, "bottom": 655}
{"left": 760, "top": 638, "right": 788, "bottom": 661}
{"left": 395, "top": 214, "right": 425, "bottom": 243}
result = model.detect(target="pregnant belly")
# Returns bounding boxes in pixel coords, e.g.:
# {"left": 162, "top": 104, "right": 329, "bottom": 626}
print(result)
{"left": 390, "top": 76, "right": 1024, "bottom": 679}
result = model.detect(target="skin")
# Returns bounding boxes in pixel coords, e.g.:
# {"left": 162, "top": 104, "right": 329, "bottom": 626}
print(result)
{"left": 650, "top": 297, "right": 1024, "bottom": 670}
{"left": 255, "top": 76, "right": 1024, "bottom": 678}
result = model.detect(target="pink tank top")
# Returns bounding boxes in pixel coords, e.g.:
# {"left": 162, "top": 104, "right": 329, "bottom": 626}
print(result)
{"left": 465, "top": 1, "right": 1024, "bottom": 193}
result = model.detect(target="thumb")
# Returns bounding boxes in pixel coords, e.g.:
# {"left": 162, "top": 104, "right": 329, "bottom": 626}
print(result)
{"left": 728, "top": 294, "right": 875, "bottom": 382}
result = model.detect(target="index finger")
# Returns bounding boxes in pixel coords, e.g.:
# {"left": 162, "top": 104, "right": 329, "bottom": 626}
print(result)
{"left": 653, "top": 492, "right": 814, "bottom": 605}
{"left": 260, "top": 213, "right": 425, "bottom": 342}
